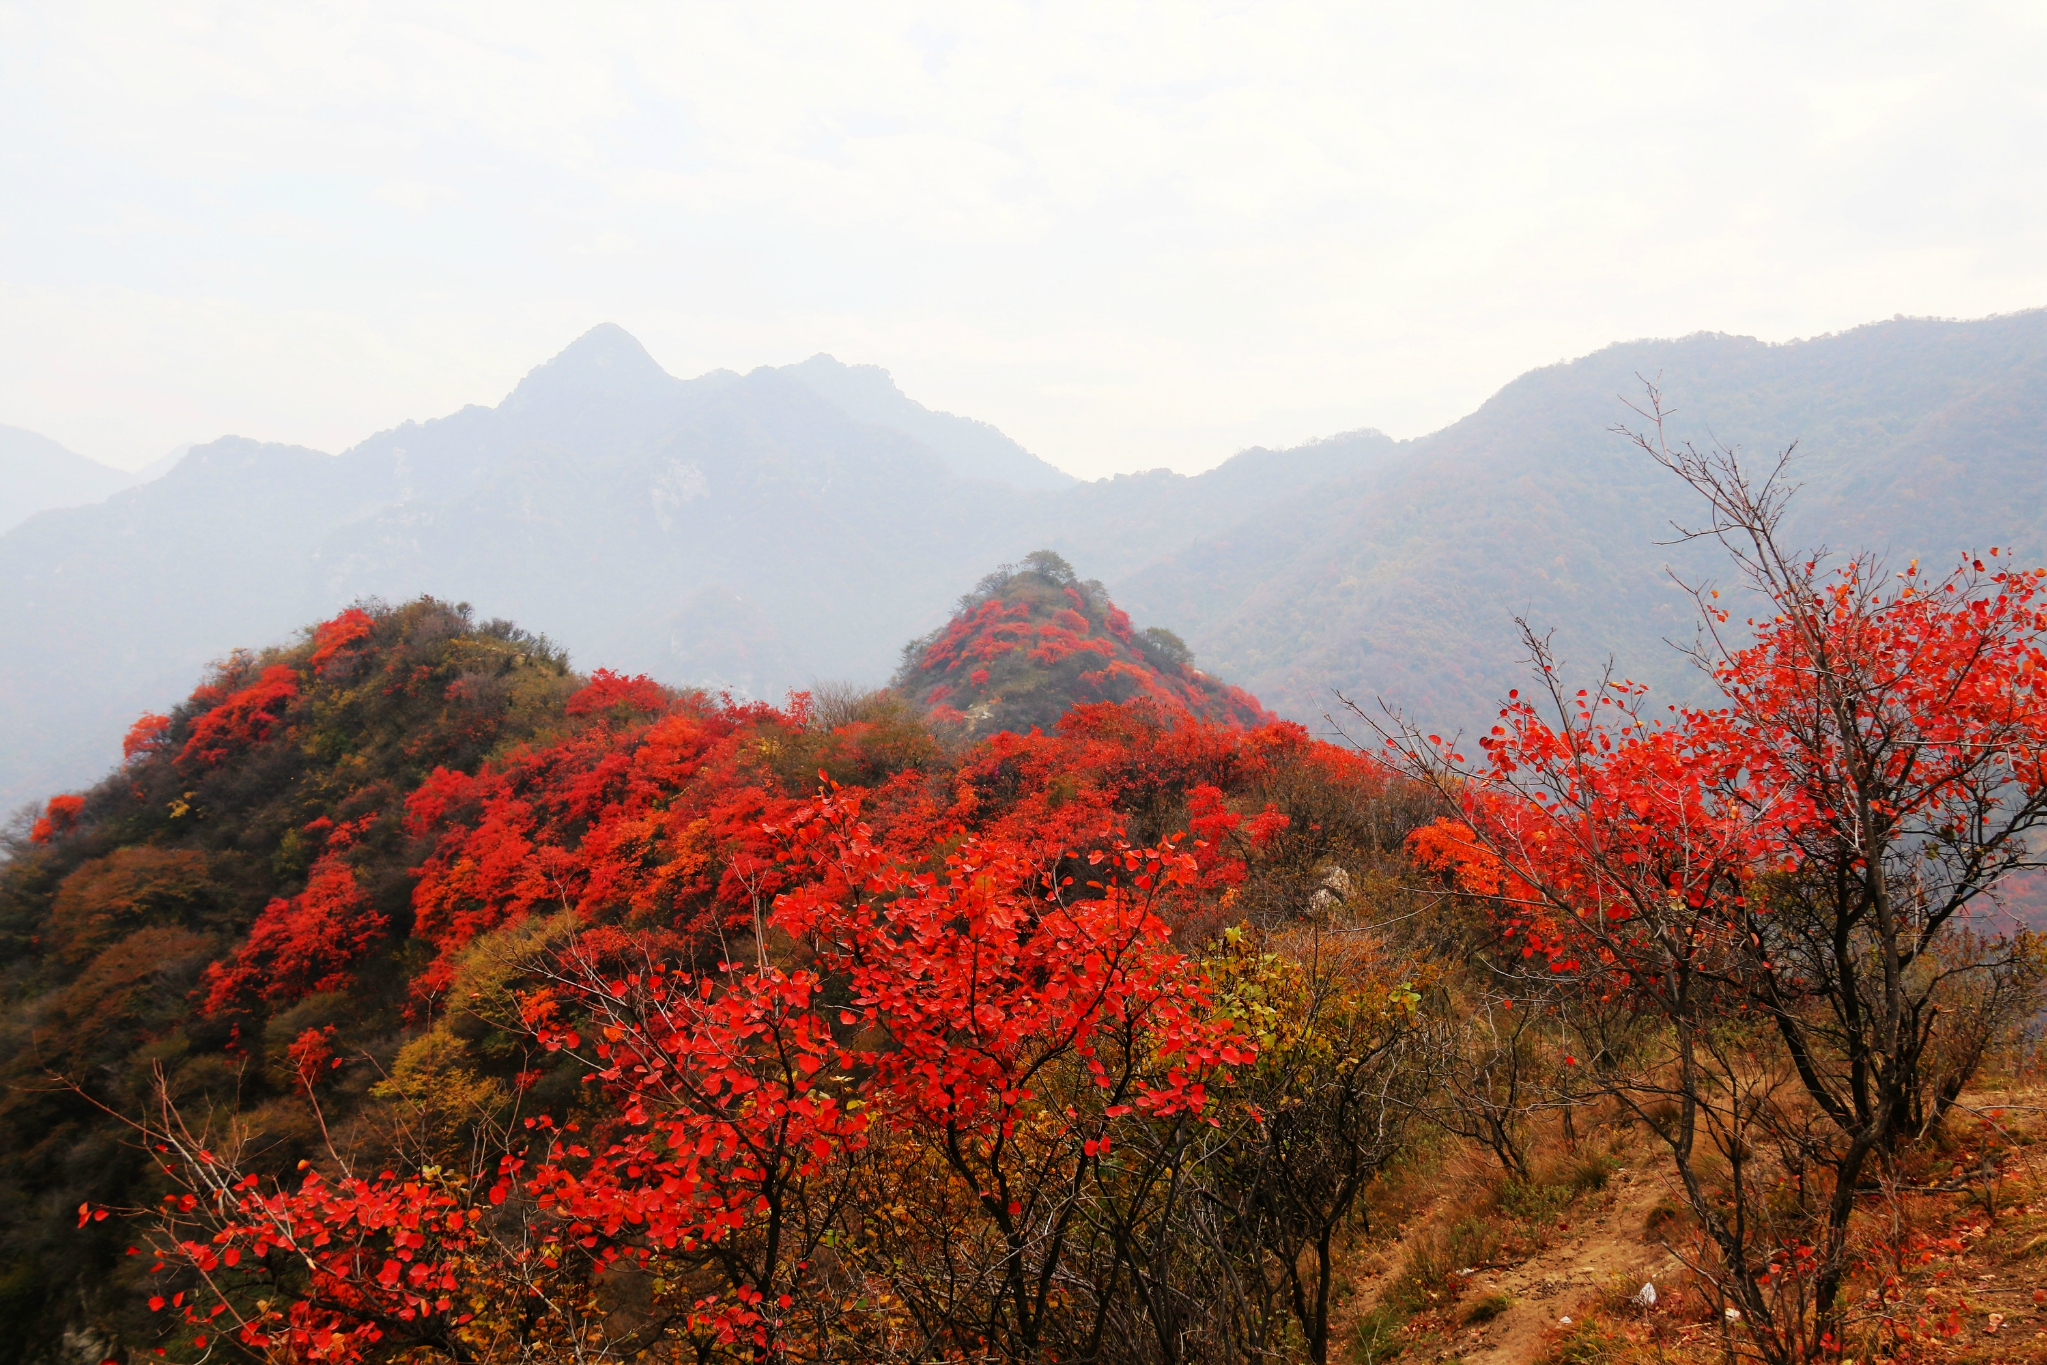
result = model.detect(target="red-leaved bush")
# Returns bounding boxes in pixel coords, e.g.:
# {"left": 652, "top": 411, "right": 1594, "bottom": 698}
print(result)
{"left": 29, "top": 793, "right": 84, "bottom": 844}
{"left": 121, "top": 713, "right": 171, "bottom": 764}
{"left": 177, "top": 665, "right": 300, "bottom": 773}
{"left": 308, "top": 607, "right": 375, "bottom": 674}
{"left": 201, "top": 854, "right": 387, "bottom": 1014}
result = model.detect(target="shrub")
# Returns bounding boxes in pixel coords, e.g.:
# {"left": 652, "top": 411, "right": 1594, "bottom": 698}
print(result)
{"left": 1465, "top": 1291, "right": 1514, "bottom": 1324}
{"left": 1569, "top": 1151, "right": 1620, "bottom": 1195}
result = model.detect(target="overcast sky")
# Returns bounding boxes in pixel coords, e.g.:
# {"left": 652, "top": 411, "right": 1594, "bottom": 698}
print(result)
{"left": 3, "top": 2, "right": 2045, "bottom": 477}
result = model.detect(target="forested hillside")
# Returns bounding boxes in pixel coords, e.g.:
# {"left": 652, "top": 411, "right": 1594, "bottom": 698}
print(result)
{"left": 6, "top": 310, "right": 2047, "bottom": 812}
{"left": 892, "top": 551, "right": 1270, "bottom": 735}
{"left": 8, "top": 454, "right": 2047, "bottom": 1365}
{"left": 0, "top": 576, "right": 1351, "bottom": 1361}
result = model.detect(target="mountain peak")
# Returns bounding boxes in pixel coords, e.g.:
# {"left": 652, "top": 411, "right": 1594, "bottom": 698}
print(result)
{"left": 894, "top": 550, "right": 1270, "bottom": 736}
{"left": 555, "top": 322, "right": 662, "bottom": 369}
{"left": 788, "top": 352, "right": 901, "bottom": 400}
{"left": 501, "top": 324, "right": 676, "bottom": 415}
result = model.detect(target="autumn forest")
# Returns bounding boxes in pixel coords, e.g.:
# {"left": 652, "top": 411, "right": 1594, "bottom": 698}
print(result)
{"left": 7, "top": 426, "right": 2047, "bottom": 1365}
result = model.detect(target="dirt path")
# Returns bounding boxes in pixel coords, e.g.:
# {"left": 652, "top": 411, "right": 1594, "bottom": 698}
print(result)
{"left": 1454, "top": 1166, "right": 1677, "bottom": 1364}
{"left": 1346, "top": 1161, "right": 1682, "bottom": 1364}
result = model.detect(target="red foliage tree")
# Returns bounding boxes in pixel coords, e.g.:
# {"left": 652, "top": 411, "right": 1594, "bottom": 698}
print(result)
{"left": 308, "top": 607, "right": 376, "bottom": 674}
{"left": 564, "top": 668, "right": 669, "bottom": 722}
{"left": 896, "top": 556, "right": 1274, "bottom": 735}
{"left": 201, "top": 853, "right": 388, "bottom": 1014}
{"left": 127, "top": 779, "right": 1252, "bottom": 1363}
{"left": 121, "top": 713, "right": 171, "bottom": 764}
{"left": 29, "top": 793, "right": 84, "bottom": 844}
{"left": 120, "top": 1152, "right": 490, "bottom": 1362}
{"left": 176, "top": 664, "right": 300, "bottom": 772}
{"left": 518, "top": 948, "right": 870, "bottom": 1355}
{"left": 1387, "top": 416, "right": 2047, "bottom": 1360}
{"left": 285, "top": 1024, "right": 341, "bottom": 1095}
{"left": 404, "top": 697, "right": 807, "bottom": 1007}
{"left": 769, "top": 789, "right": 1250, "bottom": 1357}
{"left": 74, "top": 581, "right": 1406, "bottom": 1363}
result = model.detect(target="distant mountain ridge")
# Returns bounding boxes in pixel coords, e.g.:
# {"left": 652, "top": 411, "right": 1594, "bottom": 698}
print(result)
{"left": 0, "top": 426, "right": 133, "bottom": 533}
{"left": 0, "top": 328, "right": 1095, "bottom": 809}
{"left": 1120, "top": 312, "right": 2047, "bottom": 728}
{"left": 6, "top": 310, "right": 2047, "bottom": 812}
{"left": 775, "top": 354, "right": 1076, "bottom": 490}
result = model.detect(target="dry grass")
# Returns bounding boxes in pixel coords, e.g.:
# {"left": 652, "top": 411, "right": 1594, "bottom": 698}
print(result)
{"left": 1329, "top": 1080, "right": 2047, "bottom": 1364}
{"left": 1464, "top": 1291, "right": 1515, "bottom": 1324}
{"left": 1340, "top": 1116, "right": 1635, "bottom": 1361}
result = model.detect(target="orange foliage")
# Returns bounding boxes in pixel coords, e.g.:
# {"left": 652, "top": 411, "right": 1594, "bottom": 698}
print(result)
{"left": 29, "top": 793, "right": 83, "bottom": 845}
{"left": 308, "top": 607, "right": 375, "bottom": 674}
{"left": 176, "top": 664, "right": 300, "bottom": 773}
{"left": 121, "top": 713, "right": 171, "bottom": 763}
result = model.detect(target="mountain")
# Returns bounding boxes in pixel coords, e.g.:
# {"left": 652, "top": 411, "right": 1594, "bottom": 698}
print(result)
{"left": 0, "top": 437, "right": 406, "bottom": 815}
{"left": 1118, "top": 312, "right": 2047, "bottom": 732}
{"left": 0, "top": 426, "right": 132, "bottom": 533}
{"left": 317, "top": 354, "right": 1017, "bottom": 691}
{"left": 1029, "top": 427, "right": 1403, "bottom": 586}
{"left": 894, "top": 550, "right": 1269, "bottom": 735}
{"left": 8, "top": 310, "right": 2047, "bottom": 814}
{"left": 128, "top": 443, "right": 194, "bottom": 484}
{"left": 0, "top": 327, "right": 1058, "bottom": 812}
{"left": 775, "top": 354, "right": 1076, "bottom": 490}
{"left": 0, "top": 356, "right": 1395, "bottom": 813}
{"left": 0, "top": 592, "right": 1364, "bottom": 1359}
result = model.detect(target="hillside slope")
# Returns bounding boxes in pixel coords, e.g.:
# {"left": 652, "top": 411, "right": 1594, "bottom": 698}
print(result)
{"left": 0, "top": 591, "right": 1369, "bottom": 1361}
{"left": 0, "top": 437, "right": 401, "bottom": 814}
{"left": 894, "top": 551, "right": 1270, "bottom": 735}
{"left": 776, "top": 353, "right": 1076, "bottom": 490}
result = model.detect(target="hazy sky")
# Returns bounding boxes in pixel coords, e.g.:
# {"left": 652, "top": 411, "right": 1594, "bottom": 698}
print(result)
{"left": 3, "top": 2, "right": 2045, "bottom": 478}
